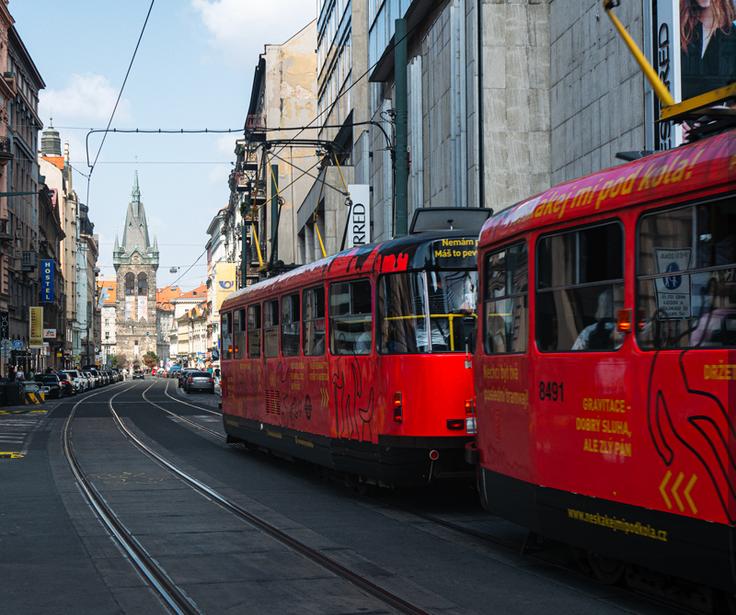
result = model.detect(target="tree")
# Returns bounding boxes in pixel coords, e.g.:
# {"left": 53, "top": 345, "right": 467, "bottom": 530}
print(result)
{"left": 111, "top": 353, "right": 128, "bottom": 369}
{"left": 142, "top": 351, "right": 158, "bottom": 369}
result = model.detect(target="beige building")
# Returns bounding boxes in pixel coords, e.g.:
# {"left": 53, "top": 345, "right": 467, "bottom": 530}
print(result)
{"left": 229, "top": 20, "right": 318, "bottom": 281}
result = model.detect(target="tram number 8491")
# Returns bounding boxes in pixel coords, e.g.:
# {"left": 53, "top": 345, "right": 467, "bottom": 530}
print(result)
{"left": 539, "top": 381, "right": 564, "bottom": 402}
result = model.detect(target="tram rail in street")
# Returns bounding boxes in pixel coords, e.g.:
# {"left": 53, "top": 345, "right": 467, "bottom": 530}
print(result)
{"left": 62, "top": 385, "right": 201, "bottom": 615}
{"left": 111, "top": 381, "right": 431, "bottom": 615}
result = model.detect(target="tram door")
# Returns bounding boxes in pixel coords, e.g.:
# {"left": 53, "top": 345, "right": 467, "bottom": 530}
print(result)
{"left": 533, "top": 221, "right": 633, "bottom": 497}
{"left": 634, "top": 198, "right": 736, "bottom": 525}
{"left": 328, "top": 278, "right": 377, "bottom": 442}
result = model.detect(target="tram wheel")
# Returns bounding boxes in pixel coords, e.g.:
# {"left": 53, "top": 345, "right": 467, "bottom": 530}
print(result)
{"left": 587, "top": 552, "right": 625, "bottom": 585}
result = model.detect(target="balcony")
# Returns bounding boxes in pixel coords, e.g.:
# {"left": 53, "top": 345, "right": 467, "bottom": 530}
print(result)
{"left": 0, "top": 217, "right": 9, "bottom": 241}
{"left": 0, "top": 136, "right": 12, "bottom": 163}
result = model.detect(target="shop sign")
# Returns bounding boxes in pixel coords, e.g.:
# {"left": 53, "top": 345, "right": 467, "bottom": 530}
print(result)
{"left": 43, "top": 328, "right": 57, "bottom": 339}
{"left": 29, "top": 307, "right": 43, "bottom": 348}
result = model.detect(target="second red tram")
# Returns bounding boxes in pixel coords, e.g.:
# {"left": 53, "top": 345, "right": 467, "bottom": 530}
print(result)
{"left": 471, "top": 131, "right": 736, "bottom": 591}
{"left": 221, "top": 229, "right": 481, "bottom": 485}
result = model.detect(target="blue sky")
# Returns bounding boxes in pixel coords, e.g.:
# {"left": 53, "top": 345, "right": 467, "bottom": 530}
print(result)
{"left": 12, "top": 0, "right": 316, "bottom": 289}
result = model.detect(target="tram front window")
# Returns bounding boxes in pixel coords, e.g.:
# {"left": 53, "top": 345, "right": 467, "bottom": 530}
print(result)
{"left": 377, "top": 270, "right": 477, "bottom": 354}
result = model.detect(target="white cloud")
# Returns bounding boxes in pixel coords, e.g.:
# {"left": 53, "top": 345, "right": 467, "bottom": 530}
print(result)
{"left": 215, "top": 134, "right": 238, "bottom": 156}
{"left": 39, "top": 73, "right": 132, "bottom": 125}
{"left": 192, "top": 0, "right": 316, "bottom": 58}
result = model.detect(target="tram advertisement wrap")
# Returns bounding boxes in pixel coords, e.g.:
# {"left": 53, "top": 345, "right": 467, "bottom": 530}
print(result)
{"left": 431, "top": 238, "right": 478, "bottom": 268}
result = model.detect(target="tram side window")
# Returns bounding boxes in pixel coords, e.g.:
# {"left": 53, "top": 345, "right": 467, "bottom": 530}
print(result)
{"left": 484, "top": 243, "right": 528, "bottom": 354}
{"left": 303, "top": 286, "right": 326, "bottom": 356}
{"left": 637, "top": 197, "right": 736, "bottom": 349}
{"left": 281, "top": 294, "right": 300, "bottom": 356}
{"left": 330, "top": 279, "right": 372, "bottom": 355}
{"left": 264, "top": 300, "right": 279, "bottom": 358}
{"left": 233, "top": 308, "right": 245, "bottom": 359}
{"left": 247, "top": 305, "right": 261, "bottom": 358}
{"left": 536, "top": 222, "right": 624, "bottom": 352}
{"left": 222, "top": 311, "right": 232, "bottom": 360}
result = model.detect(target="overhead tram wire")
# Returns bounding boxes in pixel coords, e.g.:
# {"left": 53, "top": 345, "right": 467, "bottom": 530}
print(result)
{"left": 85, "top": 0, "right": 155, "bottom": 207}
{"left": 168, "top": 249, "right": 208, "bottom": 289}
{"left": 267, "top": 19, "right": 421, "bottom": 161}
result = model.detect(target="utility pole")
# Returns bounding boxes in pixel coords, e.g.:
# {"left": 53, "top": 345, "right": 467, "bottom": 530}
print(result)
{"left": 394, "top": 18, "right": 409, "bottom": 238}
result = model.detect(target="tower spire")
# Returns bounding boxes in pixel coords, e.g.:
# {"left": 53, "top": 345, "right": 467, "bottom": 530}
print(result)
{"left": 132, "top": 170, "right": 141, "bottom": 203}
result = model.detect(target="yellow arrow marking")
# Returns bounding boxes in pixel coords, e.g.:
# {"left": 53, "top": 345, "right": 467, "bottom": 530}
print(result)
{"left": 659, "top": 470, "right": 672, "bottom": 509}
{"left": 0, "top": 452, "right": 25, "bottom": 460}
{"left": 672, "top": 472, "right": 685, "bottom": 512}
{"left": 684, "top": 474, "right": 698, "bottom": 515}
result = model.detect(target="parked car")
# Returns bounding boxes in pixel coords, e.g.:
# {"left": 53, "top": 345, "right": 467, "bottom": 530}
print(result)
{"left": 183, "top": 371, "right": 215, "bottom": 394}
{"left": 35, "top": 374, "right": 62, "bottom": 398}
{"left": 132, "top": 369, "right": 144, "bottom": 380}
{"left": 83, "top": 370, "right": 97, "bottom": 388}
{"left": 63, "top": 369, "right": 87, "bottom": 392}
{"left": 22, "top": 380, "right": 49, "bottom": 397}
{"left": 177, "top": 369, "right": 193, "bottom": 388}
{"left": 56, "top": 372, "right": 76, "bottom": 396}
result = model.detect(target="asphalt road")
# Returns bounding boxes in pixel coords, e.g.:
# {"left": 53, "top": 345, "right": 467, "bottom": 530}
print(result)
{"left": 0, "top": 379, "right": 681, "bottom": 614}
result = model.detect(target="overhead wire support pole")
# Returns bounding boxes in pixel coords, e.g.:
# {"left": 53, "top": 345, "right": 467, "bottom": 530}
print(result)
{"left": 394, "top": 18, "right": 409, "bottom": 238}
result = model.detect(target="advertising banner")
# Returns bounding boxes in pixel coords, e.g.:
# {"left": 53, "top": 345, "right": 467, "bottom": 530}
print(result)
{"left": 650, "top": 0, "right": 736, "bottom": 149}
{"left": 215, "top": 262, "right": 237, "bottom": 311}
{"left": 125, "top": 295, "right": 135, "bottom": 321}
{"left": 652, "top": 0, "right": 682, "bottom": 150}
{"left": 29, "top": 306, "right": 43, "bottom": 348}
{"left": 137, "top": 296, "right": 148, "bottom": 321}
{"left": 347, "top": 184, "right": 370, "bottom": 249}
{"left": 40, "top": 259, "right": 55, "bottom": 303}
{"left": 43, "top": 328, "right": 57, "bottom": 339}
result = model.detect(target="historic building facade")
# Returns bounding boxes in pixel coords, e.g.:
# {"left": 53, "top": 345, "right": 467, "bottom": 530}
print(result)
{"left": 113, "top": 173, "right": 159, "bottom": 365}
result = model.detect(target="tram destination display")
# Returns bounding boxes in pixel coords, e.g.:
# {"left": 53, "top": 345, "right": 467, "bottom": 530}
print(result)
{"left": 430, "top": 238, "right": 478, "bottom": 269}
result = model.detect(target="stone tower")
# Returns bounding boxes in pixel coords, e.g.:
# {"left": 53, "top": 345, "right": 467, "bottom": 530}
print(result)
{"left": 113, "top": 172, "right": 159, "bottom": 365}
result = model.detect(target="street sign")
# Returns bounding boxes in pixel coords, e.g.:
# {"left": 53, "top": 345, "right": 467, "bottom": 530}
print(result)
{"left": 12, "top": 339, "right": 25, "bottom": 351}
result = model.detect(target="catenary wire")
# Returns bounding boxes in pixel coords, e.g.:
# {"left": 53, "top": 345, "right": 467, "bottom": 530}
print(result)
{"left": 87, "top": 0, "right": 155, "bottom": 175}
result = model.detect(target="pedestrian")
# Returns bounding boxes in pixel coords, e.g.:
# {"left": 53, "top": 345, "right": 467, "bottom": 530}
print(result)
{"left": 15, "top": 367, "right": 24, "bottom": 381}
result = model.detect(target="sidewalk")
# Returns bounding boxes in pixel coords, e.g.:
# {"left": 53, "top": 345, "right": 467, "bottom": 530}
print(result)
{"left": 0, "top": 398, "right": 64, "bottom": 459}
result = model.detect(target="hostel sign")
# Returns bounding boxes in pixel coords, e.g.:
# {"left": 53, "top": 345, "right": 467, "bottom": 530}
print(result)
{"left": 40, "top": 259, "right": 55, "bottom": 302}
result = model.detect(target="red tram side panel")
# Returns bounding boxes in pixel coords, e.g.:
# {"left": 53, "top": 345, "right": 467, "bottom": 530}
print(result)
{"left": 221, "top": 232, "right": 479, "bottom": 485}
{"left": 473, "top": 131, "right": 736, "bottom": 591}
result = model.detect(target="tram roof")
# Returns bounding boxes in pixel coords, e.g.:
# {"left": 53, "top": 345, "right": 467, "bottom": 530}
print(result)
{"left": 479, "top": 129, "right": 736, "bottom": 249}
{"left": 222, "top": 229, "right": 479, "bottom": 308}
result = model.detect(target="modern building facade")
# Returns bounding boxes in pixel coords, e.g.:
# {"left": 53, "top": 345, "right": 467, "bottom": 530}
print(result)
{"left": 113, "top": 173, "right": 159, "bottom": 365}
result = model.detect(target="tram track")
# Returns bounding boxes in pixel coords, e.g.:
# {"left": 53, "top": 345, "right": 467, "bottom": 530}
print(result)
{"left": 110, "top": 381, "right": 431, "bottom": 615}
{"left": 137, "top": 380, "right": 700, "bottom": 613}
{"left": 63, "top": 385, "right": 201, "bottom": 615}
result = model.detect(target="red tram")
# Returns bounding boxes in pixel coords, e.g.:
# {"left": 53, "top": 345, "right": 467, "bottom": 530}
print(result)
{"left": 220, "top": 225, "right": 482, "bottom": 485}
{"left": 471, "top": 131, "right": 736, "bottom": 591}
